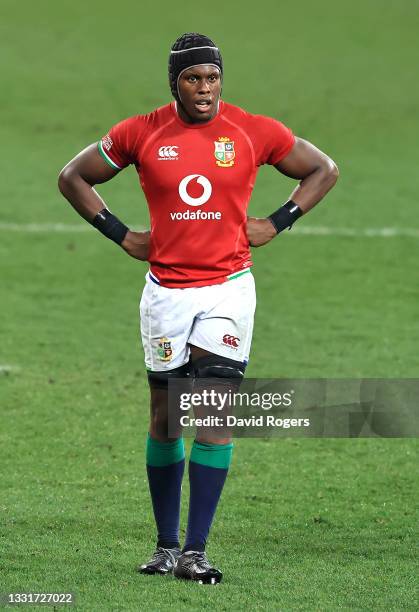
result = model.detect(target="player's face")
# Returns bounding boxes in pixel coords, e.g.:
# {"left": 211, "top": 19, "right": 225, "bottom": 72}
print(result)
{"left": 177, "top": 65, "right": 221, "bottom": 123}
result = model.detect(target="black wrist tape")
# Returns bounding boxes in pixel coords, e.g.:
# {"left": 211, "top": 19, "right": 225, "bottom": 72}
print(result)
{"left": 267, "top": 200, "right": 303, "bottom": 234}
{"left": 91, "top": 209, "right": 129, "bottom": 245}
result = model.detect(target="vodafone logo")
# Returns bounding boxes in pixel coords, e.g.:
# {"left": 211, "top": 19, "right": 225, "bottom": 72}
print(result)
{"left": 170, "top": 174, "right": 220, "bottom": 221}
{"left": 178, "top": 174, "right": 212, "bottom": 207}
{"left": 158, "top": 145, "right": 179, "bottom": 160}
{"left": 222, "top": 334, "right": 240, "bottom": 348}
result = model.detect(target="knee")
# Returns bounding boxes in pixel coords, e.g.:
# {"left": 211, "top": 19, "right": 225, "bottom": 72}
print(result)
{"left": 149, "top": 400, "right": 169, "bottom": 441}
{"left": 192, "top": 354, "right": 246, "bottom": 380}
{"left": 148, "top": 362, "right": 192, "bottom": 441}
{"left": 192, "top": 354, "right": 246, "bottom": 445}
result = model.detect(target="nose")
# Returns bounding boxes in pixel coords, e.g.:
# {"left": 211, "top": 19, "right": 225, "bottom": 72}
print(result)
{"left": 197, "top": 78, "right": 211, "bottom": 94}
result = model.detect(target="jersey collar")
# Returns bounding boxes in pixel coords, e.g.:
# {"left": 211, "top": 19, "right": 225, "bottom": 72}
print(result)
{"left": 171, "top": 100, "right": 224, "bottom": 129}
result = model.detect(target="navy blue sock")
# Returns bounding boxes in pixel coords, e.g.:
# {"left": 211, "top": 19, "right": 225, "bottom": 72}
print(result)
{"left": 146, "top": 435, "right": 185, "bottom": 549}
{"left": 183, "top": 441, "right": 233, "bottom": 552}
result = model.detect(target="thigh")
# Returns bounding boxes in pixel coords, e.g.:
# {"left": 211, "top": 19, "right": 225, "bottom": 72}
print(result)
{"left": 140, "top": 278, "right": 196, "bottom": 371}
{"left": 189, "top": 272, "right": 256, "bottom": 364}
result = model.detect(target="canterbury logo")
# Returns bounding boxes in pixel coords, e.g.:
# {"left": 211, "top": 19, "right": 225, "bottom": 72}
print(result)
{"left": 178, "top": 174, "right": 212, "bottom": 206}
{"left": 222, "top": 334, "right": 240, "bottom": 348}
{"left": 158, "top": 145, "right": 179, "bottom": 159}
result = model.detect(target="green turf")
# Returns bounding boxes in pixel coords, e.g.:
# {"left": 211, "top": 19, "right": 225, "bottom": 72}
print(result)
{"left": 1, "top": 0, "right": 418, "bottom": 609}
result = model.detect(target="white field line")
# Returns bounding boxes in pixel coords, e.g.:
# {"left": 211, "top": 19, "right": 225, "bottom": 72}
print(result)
{"left": 0, "top": 223, "right": 94, "bottom": 232}
{"left": 0, "top": 222, "right": 419, "bottom": 238}
{"left": 0, "top": 223, "right": 145, "bottom": 233}
{"left": 0, "top": 365, "right": 20, "bottom": 373}
{"left": 293, "top": 226, "right": 419, "bottom": 238}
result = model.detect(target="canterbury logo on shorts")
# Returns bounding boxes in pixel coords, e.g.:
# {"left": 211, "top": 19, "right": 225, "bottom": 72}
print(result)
{"left": 222, "top": 334, "right": 240, "bottom": 348}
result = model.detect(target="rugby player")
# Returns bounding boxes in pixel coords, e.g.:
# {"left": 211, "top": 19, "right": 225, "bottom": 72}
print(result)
{"left": 58, "top": 32, "right": 338, "bottom": 584}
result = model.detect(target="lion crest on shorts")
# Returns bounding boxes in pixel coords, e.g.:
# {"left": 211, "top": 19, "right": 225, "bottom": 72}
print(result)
{"left": 157, "top": 337, "right": 173, "bottom": 362}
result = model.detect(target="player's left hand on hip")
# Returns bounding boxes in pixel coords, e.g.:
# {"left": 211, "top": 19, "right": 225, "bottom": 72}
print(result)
{"left": 246, "top": 216, "right": 277, "bottom": 247}
{"left": 121, "top": 230, "right": 151, "bottom": 261}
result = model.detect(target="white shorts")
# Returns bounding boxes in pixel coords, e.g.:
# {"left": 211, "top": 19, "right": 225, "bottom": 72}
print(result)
{"left": 140, "top": 270, "right": 256, "bottom": 371}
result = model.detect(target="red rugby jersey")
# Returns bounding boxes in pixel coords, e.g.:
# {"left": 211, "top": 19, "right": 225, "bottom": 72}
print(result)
{"left": 99, "top": 101, "right": 295, "bottom": 288}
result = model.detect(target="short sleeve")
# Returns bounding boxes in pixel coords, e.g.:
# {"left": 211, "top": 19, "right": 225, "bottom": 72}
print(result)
{"left": 253, "top": 115, "right": 295, "bottom": 166}
{"left": 98, "top": 116, "right": 144, "bottom": 170}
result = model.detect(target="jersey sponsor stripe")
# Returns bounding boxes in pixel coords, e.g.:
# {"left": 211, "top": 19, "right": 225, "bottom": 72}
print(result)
{"left": 227, "top": 269, "right": 251, "bottom": 281}
{"left": 97, "top": 141, "right": 122, "bottom": 170}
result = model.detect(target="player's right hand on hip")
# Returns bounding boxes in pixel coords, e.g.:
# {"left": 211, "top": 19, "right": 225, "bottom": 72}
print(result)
{"left": 121, "top": 230, "right": 150, "bottom": 261}
{"left": 246, "top": 216, "right": 277, "bottom": 247}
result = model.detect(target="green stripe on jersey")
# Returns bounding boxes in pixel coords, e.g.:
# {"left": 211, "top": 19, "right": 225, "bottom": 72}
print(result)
{"left": 97, "top": 141, "right": 121, "bottom": 170}
{"left": 227, "top": 269, "right": 251, "bottom": 281}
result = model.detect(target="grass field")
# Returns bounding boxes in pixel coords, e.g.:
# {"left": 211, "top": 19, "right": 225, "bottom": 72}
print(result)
{"left": 1, "top": 0, "right": 418, "bottom": 609}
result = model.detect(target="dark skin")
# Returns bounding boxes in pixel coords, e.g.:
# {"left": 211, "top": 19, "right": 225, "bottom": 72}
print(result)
{"left": 58, "top": 64, "right": 339, "bottom": 443}
{"left": 176, "top": 64, "right": 221, "bottom": 123}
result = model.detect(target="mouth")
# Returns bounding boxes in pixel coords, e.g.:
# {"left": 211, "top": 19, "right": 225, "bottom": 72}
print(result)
{"left": 194, "top": 98, "right": 212, "bottom": 113}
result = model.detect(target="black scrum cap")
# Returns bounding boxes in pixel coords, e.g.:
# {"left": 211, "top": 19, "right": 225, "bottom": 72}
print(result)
{"left": 168, "top": 33, "right": 223, "bottom": 101}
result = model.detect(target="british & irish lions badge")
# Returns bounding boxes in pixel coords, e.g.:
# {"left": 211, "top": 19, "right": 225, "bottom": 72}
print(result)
{"left": 214, "top": 137, "right": 235, "bottom": 167}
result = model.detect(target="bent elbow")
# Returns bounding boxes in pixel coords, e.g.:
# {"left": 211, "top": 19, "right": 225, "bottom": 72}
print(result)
{"left": 58, "top": 165, "right": 75, "bottom": 195}
{"left": 327, "top": 159, "right": 339, "bottom": 183}
{"left": 57, "top": 169, "right": 66, "bottom": 194}
{"left": 319, "top": 158, "right": 339, "bottom": 191}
